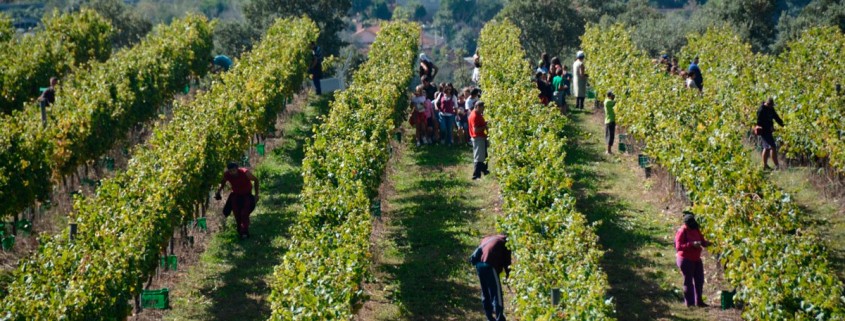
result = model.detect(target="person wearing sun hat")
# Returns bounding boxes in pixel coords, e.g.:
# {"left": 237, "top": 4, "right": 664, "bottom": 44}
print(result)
{"left": 572, "top": 50, "right": 588, "bottom": 109}
{"left": 419, "top": 53, "right": 438, "bottom": 81}
{"left": 674, "top": 210, "right": 711, "bottom": 307}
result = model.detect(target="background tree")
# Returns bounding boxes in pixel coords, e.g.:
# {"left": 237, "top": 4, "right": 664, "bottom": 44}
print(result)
{"left": 772, "top": 0, "right": 845, "bottom": 51}
{"left": 696, "top": 0, "right": 778, "bottom": 52}
{"left": 83, "top": 0, "right": 152, "bottom": 48}
{"left": 243, "top": 0, "right": 351, "bottom": 56}
{"left": 498, "top": 0, "right": 585, "bottom": 61}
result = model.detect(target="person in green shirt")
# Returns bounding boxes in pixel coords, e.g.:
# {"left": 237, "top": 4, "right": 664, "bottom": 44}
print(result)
{"left": 552, "top": 68, "right": 566, "bottom": 112}
{"left": 604, "top": 91, "right": 616, "bottom": 155}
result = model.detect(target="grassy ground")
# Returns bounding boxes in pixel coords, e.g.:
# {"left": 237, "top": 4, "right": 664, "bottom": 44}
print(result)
{"left": 747, "top": 150, "right": 845, "bottom": 281}
{"left": 162, "top": 95, "right": 330, "bottom": 321}
{"left": 565, "top": 106, "right": 741, "bottom": 321}
{"left": 356, "top": 133, "right": 505, "bottom": 321}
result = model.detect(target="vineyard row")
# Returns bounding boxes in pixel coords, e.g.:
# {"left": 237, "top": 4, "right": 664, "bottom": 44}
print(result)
{"left": 583, "top": 24, "right": 844, "bottom": 319}
{"left": 1, "top": 17, "right": 317, "bottom": 320}
{"left": 0, "top": 14, "right": 213, "bottom": 223}
{"left": 268, "top": 21, "right": 420, "bottom": 320}
{"left": 478, "top": 20, "right": 616, "bottom": 320}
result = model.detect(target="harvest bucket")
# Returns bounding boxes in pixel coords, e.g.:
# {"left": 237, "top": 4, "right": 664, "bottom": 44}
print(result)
{"left": 371, "top": 200, "right": 382, "bottom": 218}
{"left": 638, "top": 154, "right": 650, "bottom": 168}
{"left": 256, "top": 143, "right": 265, "bottom": 156}
{"left": 2, "top": 235, "right": 15, "bottom": 251}
{"left": 721, "top": 290, "right": 735, "bottom": 310}
{"left": 160, "top": 255, "right": 178, "bottom": 271}
{"left": 141, "top": 288, "right": 169, "bottom": 309}
{"left": 195, "top": 217, "right": 207, "bottom": 231}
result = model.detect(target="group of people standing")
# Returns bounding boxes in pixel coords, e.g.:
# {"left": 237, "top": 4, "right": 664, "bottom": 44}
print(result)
{"left": 533, "top": 51, "right": 589, "bottom": 112}
{"left": 411, "top": 53, "right": 490, "bottom": 180}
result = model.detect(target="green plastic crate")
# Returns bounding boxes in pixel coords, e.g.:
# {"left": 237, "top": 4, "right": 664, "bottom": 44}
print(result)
{"left": 15, "top": 219, "right": 32, "bottom": 235}
{"left": 638, "top": 154, "right": 650, "bottom": 168}
{"left": 2, "top": 235, "right": 15, "bottom": 251}
{"left": 195, "top": 217, "right": 207, "bottom": 231}
{"left": 370, "top": 200, "right": 381, "bottom": 218}
{"left": 256, "top": 143, "right": 265, "bottom": 156}
{"left": 160, "top": 255, "right": 178, "bottom": 271}
{"left": 141, "top": 288, "right": 169, "bottom": 309}
{"left": 721, "top": 290, "right": 735, "bottom": 310}
{"left": 586, "top": 88, "right": 596, "bottom": 99}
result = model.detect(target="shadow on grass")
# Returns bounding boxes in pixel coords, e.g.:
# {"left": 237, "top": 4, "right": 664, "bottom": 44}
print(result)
{"left": 191, "top": 95, "right": 330, "bottom": 321}
{"left": 564, "top": 110, "right": 684, "bottom": 321}
{"left": 385, "top": 146, "right": 484, "bottom": 321}
{"left": 412, "top": 144, "right": 468, "bottom": 167}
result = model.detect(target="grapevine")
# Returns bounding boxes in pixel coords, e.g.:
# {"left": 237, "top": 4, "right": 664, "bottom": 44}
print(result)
{"left": 0, "top": 9, "right": 113, "bottom": 114}
{"left": 0, "top": 14, "right": 212, "bottom": 221}
{"left": 583, "top": 24, "right": 844, "bottom": 320}
{"left": 268, "top": 21, "right": 419, "bottom": 321}
{"left": 1, "top": 16, "right": 317, "bottom": 321}
{"left": 478, "top": 20, "right": 615, "bottom": 320}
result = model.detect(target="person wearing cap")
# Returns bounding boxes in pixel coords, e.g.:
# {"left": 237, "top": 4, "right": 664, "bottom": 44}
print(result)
{"left": 211, "top": 54, "right": 232, "bottom": 72}
{"left": 419, "top": 53, "right": 438, "bottom": 81}
{"left": 215, "top": 162, "right": 260, "bottom": 240}
{"left": 472, "top": 234, "right": 511, "bottom": 321}
{"left": 687, "top": 56, "right": 703, "bottom": 92}
{"left": 674, "top": 211, "right": 711, "bottom": 307}
{"left": 573, "top": 51, "right": 588, "bottom": 109}
{"left": 755, "top": 97, "right": 785, "bottom": 170}
{"left": 603, "top": 91, "right": 616, "bottom": 154}
{"left": 469, "top": 101, "right": 489, "bottom": 179}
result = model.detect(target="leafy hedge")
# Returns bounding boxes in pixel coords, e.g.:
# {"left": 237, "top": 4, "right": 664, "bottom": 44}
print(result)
{"left": 766, "top": 27, "right": 845, "bottom": 172}
{"left": 0, "top": 14, "right": 212, "bottom": 220}
{"left": 0, "top": 13, "right": 12, "bottom": 43}
{"left": 268, "top": 21, "right": 419, "bottom": 320}
{"left": 582, "top": 24, "right": 844, "bottom": 320}
{"left": 477, "top": 20, "right": 615, "bottom": 320}
{"left": 677, "top": 26, "right": 845, "bottom": 174}
{"left": 0, "top": 9, "right": 113, "bottom": 114}
{"left": 0, "top": 17, "right": 317, "bottom": 320}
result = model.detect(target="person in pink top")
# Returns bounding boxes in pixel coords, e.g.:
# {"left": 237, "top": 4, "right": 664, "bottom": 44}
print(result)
{"left": 675, "top": 211, "right": 711, "bottom": 307}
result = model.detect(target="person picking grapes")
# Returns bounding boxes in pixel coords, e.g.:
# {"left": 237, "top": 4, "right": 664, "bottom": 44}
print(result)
{"left": 604, "top": 91, "right": 616, "bottom": 155}
{"left": 469, "top": 234, "right": 512, "bottom": 321}
{"left": 755, "top": 97, "right": 785, "bottom": 170}
{"left": 675, "top": 211, "right": 711, "bottom": 308}
{"left": 215, "top": 162, "right": 260, "bottom": 240}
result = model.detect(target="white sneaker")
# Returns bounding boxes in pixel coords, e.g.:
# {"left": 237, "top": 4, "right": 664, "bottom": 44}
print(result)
{"left": 416, "top": 140, "right": 421, "bottom": 147}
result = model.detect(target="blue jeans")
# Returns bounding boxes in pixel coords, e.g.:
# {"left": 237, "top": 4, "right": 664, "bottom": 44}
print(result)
{"left": 438, "top": 113, "right": 455, "bottom": 144}
{"left": 476, "top": 262, "right": 506, "bottom": 321}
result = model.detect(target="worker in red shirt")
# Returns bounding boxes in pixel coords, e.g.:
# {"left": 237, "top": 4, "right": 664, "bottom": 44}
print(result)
{"left": 473, "top": 234, "right": 511, "bottom": 321}
{"left": 468, "top": 101, "right": 490, "bottom": 180}
{"left": 215, "top": 162, "right": 260, "bottom": 240}
{"left": 674, "top": 211, "right": 711, "bottom": 307}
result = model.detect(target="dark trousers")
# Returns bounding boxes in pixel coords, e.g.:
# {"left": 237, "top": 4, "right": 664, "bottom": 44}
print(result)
{"left": 677, "top": 257, "right": 704, "bottom": 306}
{"left": 473, "top": 162, "right": 489, "bottom": 179}
{"left": 311, "top": 72, "right": 322, "bottom": 95}
{"left": 605, "top": 122, "right": 616, "bottom": 147}
{"left": 223, "top": 193, "right": 255, "bottom": 236}
{"left": 576, "top": 97, "right": 585, "bottom": 109}
{"left": 476, "top": 262, "right": 506, "bottom": 321}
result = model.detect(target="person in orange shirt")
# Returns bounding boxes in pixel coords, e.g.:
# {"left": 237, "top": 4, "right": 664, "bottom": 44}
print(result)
{"left": 468, "top": 101, "right": 489, "bottom": 180}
